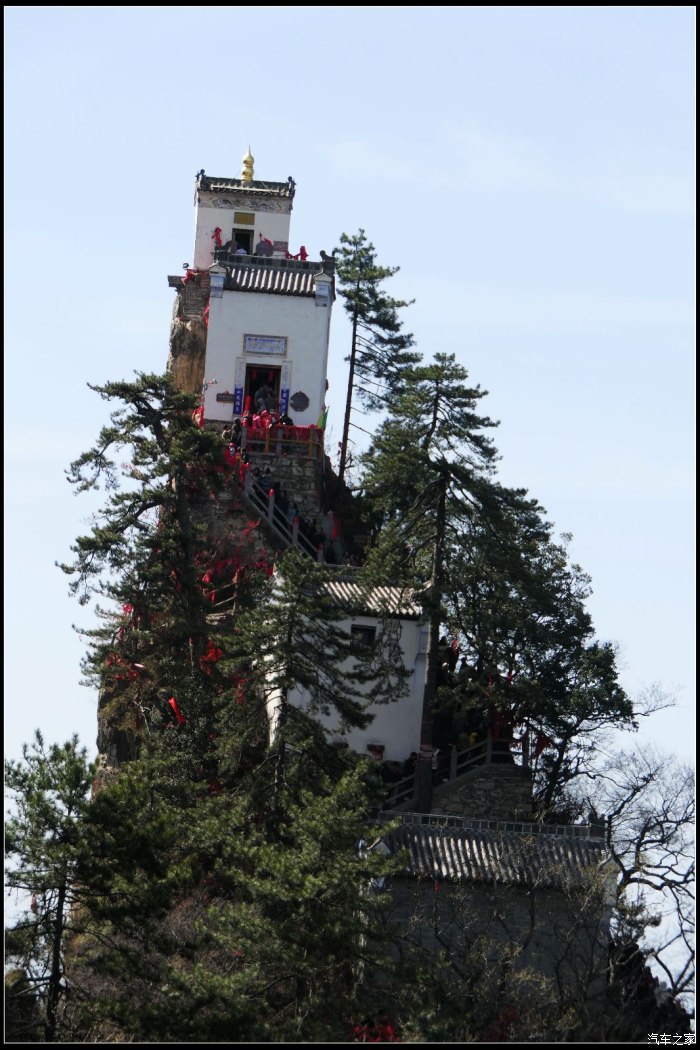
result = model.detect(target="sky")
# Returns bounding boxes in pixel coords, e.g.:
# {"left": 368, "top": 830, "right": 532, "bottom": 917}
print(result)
{"left": 4, "top": 6, "right": 695, "bottom": 772}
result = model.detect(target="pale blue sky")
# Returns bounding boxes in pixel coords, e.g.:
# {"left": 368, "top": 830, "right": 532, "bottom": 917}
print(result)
{"left": 4, "top": 6, "right": 695, "bottom": 768}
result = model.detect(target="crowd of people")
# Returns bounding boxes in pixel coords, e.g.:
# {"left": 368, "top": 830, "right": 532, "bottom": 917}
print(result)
{"left": 248, "top": 464, "right": 325, "bottom": 550}
{"left": 218, "top": 414, "right": 356, "bottom": 567}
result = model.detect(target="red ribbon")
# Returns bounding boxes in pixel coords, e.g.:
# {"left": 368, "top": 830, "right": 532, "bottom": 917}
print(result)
{"left": 168, "top": 697, "right": 186, "bottom": 725}
{"left": 533, "top": 732, "right": 553, "bottom": 758}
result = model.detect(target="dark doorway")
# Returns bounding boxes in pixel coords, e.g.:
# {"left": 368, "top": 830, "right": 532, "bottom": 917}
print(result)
{"left": 244, "top": 366, "right": 281, "bottom": 415}
{"left": 232, "top": 228, "right": 253, "bottom": 254}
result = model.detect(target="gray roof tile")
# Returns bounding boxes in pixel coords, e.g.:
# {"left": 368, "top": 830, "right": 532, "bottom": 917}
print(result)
{"left": 323, "top": 578, "right": 422, "bottom": 619}
{"left": 381, "top": 818, "right": 609, "bottom": 886}
{"left": 227, "top": 263, "right": 320, "bottom": 297}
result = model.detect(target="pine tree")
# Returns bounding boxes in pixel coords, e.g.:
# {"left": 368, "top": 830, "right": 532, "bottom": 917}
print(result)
{"left": 57, "top": 370, "right": 267, "bottom": 766}
{"left": 49, "top": 349, "right": 654, "bottom": 1041}
{"left": 334, "top": 229, "right": 419, "bottom": 484}
{"left": 359, "top": 351, "right": 547, "bottom": 808}
{"left": 356, "top": 350, "right": 635, "bottom": 816}
{"left": 52, "top": 374, "right": 415, "bottom": 1040}
{"left": 5, "top": 732, "right": 96, "bottom": 1042}
{"left": 441, "top": 521, "right": 633, "bottom": 815}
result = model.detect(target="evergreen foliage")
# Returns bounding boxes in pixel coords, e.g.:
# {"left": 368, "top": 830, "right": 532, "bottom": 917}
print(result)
{"left": 5, "top": 732, "right": 96, "bottom": 1041}
{"left": 359, "top": 351, "right": 635, "bottom": 812}
{"left": 333, "top": 229, "right": 419, "bottom": 482}
{"left": 5, "top": 226, "right": 689, "bottom": 1040}
{"left": 42, "top": 371, "right": 414, "bottom": 1039}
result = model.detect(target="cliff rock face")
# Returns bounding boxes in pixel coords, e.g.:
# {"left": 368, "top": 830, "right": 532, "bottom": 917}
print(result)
{"left": 96, "top": 687, "right": 141, "bottom": 768}
{"left": 166, "top": 300, "right": 207, "bottom": 396}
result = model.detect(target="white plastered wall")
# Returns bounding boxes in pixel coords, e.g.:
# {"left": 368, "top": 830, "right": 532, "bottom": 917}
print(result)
{"left": 193, "top": 198, "right": 293, "bottom": 270}
{"left": 203, "top": 288, "right": 332, "bottom": 428}
{"left": 286, "top": 616, "right": 428, "bottom": 763}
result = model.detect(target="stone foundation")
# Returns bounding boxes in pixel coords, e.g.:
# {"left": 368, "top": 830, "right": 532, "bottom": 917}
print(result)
{"left": 432, "top": 765, "right": 534, "bottom": 821}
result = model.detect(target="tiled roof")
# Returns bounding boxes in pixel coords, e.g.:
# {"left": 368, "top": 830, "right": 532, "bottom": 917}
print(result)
{"left": 323, "top": 577, "right": 423, "bottom": 619}
{"left": 227, "top": 262, "right": 321, "bottom": 297}
{"left": 379, "top": 814, "right": 609, "bottom": 886}
{"left": 197, "top": 175, "right": 294, "bottom": 198}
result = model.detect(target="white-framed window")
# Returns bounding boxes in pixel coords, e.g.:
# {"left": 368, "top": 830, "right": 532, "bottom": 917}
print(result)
{"left": 351, "top": 624, "right": 377, "bottom": 647}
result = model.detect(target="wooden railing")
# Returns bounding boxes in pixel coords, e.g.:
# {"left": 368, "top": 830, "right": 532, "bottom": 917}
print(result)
{"left": 381, "top": 736, "right": 524, "bottom": 812}
{"left": 241, "top": 426, "right": 324, "bottom": 462}
{"left": 243, "top": 472, "right": 322, "bottom": 562}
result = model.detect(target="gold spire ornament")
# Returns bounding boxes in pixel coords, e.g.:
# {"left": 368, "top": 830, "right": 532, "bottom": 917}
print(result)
{"left": 241, "top": 147, "right": 254, "bottom": 183}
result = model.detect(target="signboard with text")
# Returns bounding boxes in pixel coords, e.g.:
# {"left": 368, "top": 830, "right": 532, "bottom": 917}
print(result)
{"left": 243, "top": 334, "right": 287, "bottom": 356}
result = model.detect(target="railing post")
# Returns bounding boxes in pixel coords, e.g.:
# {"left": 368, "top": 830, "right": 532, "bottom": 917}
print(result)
{"left": 521, "top": 729, "right": 530, "bottom": 769}
{"left": 317, "top": 543, "right": 324, "bottom": 564}
{"left": 411, "top": 771, "right": 419, "bottom": 807}
{"left": 267, "top": 489, "right": 275, "bottom": 526}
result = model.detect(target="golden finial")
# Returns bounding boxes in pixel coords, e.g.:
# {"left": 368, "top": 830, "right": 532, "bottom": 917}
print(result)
{"left": 241, "top": 146, "right": 254, "bottom": 183}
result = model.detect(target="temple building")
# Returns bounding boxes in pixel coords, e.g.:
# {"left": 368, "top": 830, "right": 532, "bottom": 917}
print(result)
{"left": 159, "top": 150, "right": 617, "bottom": 1024}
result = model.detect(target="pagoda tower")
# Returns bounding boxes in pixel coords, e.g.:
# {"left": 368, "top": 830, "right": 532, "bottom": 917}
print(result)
{"left": 167, "top": 149, "right": 334, "bottom": 433}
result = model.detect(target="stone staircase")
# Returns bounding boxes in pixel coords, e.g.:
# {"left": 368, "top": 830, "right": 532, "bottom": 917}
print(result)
{"left": 380, "top": 737, "right": 533, "bottom": 818}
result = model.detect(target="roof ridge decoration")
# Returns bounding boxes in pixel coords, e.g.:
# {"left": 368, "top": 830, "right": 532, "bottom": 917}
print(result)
{"left": 241, "top": 146, "right": 254, "bottom": 183}
{"left": 380, "top": 810, "right": 607, "bottom": 841}
{"left": 196, "top": 174, "right": 297, "bottom": 199}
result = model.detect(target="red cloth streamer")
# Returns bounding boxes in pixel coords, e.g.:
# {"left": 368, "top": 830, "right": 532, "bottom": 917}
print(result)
{"left": 533, "top": 732, "right": 553, "bottom": 759}
{"left": 212, "top": 227, "right": 222, "bottom": 246}
{"left": 200, "top": 640, "right": 223, "bottom": 673}
{"left": 231, "top": 674, "right": 247, "bottom": 706}
{"left": 192, "top": 406, "right": 204, "bottom": 427}
{"left": 490, "top": 708, "right": 513, "bottom": 742}
{"left": 286, "top": 245, "right": 309, "bottom": 261}
{"left": 183, "top": 268, "right": 198, "bottom": 284}
{"left": 351, "top": 1021, "right": 400, "bottom": 1043}
{"left": 203, "top": 303, "right": 210, "bottom": 327}
{"left": 168, "top": 697, "right": 186, "bottom": 725}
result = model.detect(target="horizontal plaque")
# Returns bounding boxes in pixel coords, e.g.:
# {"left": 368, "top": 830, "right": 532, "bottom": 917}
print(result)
{"left": 216, "top": 392, "right": 236, "bottom": 402}
{"left": 244, "top": 334, "right": 287, "bottom": 356}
